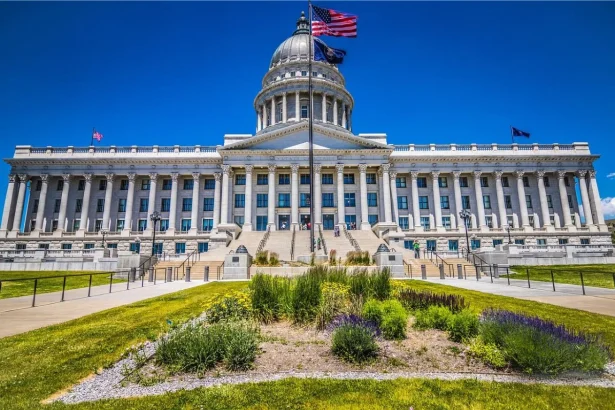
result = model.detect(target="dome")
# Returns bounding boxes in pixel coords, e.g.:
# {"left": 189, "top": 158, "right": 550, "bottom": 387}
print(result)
{"left": 269, "top": 12, "right": 311, "bottom": 68}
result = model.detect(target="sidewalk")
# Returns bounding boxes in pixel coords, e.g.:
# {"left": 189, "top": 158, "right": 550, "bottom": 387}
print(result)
{"left": 0, "top": 280, "right": 207, "bottom": 339}
{"left": 422, "top": 277, "right": 615, "bottom": 317}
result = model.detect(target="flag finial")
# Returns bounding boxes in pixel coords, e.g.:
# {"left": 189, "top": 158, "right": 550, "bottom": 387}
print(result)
{"left": 294, "top": 11, "right": 310, "bottom": 35}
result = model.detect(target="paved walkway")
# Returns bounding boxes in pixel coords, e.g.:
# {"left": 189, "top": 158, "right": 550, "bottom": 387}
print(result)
{"left": 0, "top": 280, "right": 207, "bottom": 339}
{"left": 422, "top": 277, "right": 615, "bottom": 317}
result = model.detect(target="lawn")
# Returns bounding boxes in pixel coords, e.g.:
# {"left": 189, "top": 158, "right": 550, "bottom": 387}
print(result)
{"left": 0, "top": 271, "right": 125, "bottom": 299}
{"left": 1, "top": 280, "right": 615, "bottom": 409}
{"left": 509, "top": 264, "right": 615, "bottom": 289}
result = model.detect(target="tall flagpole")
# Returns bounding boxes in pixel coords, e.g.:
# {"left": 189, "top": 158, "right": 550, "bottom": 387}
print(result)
{"left": 308, "top": 1, "right": 315, "bottom": 253}
{"left": 91, "top": 127, "right": 95, "bottom": 146}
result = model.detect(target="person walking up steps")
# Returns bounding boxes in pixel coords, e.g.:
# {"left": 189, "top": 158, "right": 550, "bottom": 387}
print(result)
{"left": 413, "top": 241, "right": 420, "bottom": 258}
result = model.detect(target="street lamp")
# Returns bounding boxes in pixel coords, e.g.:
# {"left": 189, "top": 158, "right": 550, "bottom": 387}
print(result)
{"left": 506, "top": 225, "right": 512, "bottom": 244}
{"left": 459, "top": 209, "right": 471, "bottom": 257}
{"left": 100, "top": 228, "right": 108, "bottom": 249}
{"left": 150, "top": 211, "right": 161, "bottom": 256}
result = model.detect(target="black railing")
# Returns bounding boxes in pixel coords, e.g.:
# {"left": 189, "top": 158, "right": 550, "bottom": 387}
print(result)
{"left": 343, "top": 226, "right": 361, "bottom": 251}
{"left": 256, "top": 226, "right": 271, "bottom": 254}
{"left": 290, "top": 226, "right": 296, "bottom": 261}
{"left": 318, "top": 225, "right": 328, "bottom": 255}
{"left": 402, "top": 259, "right": 413, "bottom": 278}
{"left": 176, "top": 248, "right": 199, "bottom": 279}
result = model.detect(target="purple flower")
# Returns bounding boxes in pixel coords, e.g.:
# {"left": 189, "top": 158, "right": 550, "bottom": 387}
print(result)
{"left": 326, "top": 314, "right": 381, "bottom": 337}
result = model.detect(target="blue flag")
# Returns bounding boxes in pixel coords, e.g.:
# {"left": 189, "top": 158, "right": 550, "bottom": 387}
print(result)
{"left": 314, "top": 38, "right": 346, "bottom": 64}
{"left": 511, "top": 127, "right": 530, "bottom": 138}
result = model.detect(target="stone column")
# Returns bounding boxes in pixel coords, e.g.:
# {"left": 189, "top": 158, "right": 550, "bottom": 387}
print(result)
{"left": 220, "top": 166, "right": 231, "bottom": 225}
{"left": 381, "top": 164, "right": 392, "bottom": 224}
{"left": 336, "top": 164, "right": 345, "bottom": 226}
{"left": 267, "top": 164, "right": 276, "bottom": 230}
{"left": 146, "top": 173, "right": 158, "bottom": 231}
{"left": 78, "top": 174, "right": 92, "bottom": 232}
{"left": 377, "top": 168, "right": 384, "bottom": 222}
{"left": 263, "top": 102, "right": 268, "bottom": 127}
{"left": 493, "top": 171, "right": 507, "bottom": 230}
{"left": 536, "top": 170, "right": 552, "bottom": 228}
{"left": 453, "top": 171, "right": 463, "bottom": 232}
{"left": 166, "top": 173, "right": 178, "bottom": 232}
{"left": 282, "top": 93, "right": 287, "bottom": 123}
{"left": 101, "top": 173, "right": 114, "bottom": 231}
{"left": 333, "top": 99, "right": 338, "bottom": 125}
{"left": 576, "top": 170, "right": 593, "bottom": 226}
{"left": 557, "top": 170, "right": 573, "bottom": 227}
{"left": 516, "top": 171, "right": 530, "bottom": 228}
{"left": 12, "top": 174, "right": 29, "bottom": 233}
{"left": 295, "top": 92, "right": 300, "bottom": 120}
{"left": 588, "top": 170, "right": 606, "bottom": 226}
{"left": 190, "top": 172, "right": 201, "bottom": 234}
{"left": 34, "top": 174, "right": 49, "bottom": 232}
{"left": 322, "top": 94, "right": 327, "bottom": 123}
{"left": 270, "top": 97, "right": 276, "bottom": 126}
{"left": 0, "top": 174, "right": 17, "bottom": 232}
{"left": 473, "top": 171, "right": 486, "bottom": 229}
{"left": 390, "top": 171, "right": 400, "bottom": 225}
{"left": 55, "top": 174, "right": 71, "bottom": 232}
{"left": 123, "top": 173, "right": 136, "bottom": 233}
{"left": 411, "top": 171, "right": 421, "bottom": 231}
{"left": 314, "top": 164, "right": 323, "bottom": 226}
{"left": 359, "top": 164, "right": 370, "bottom": 230}
{"left": 431, "top": 171, "right": 442, "bottom": 228}
{"left": 242, "top": 166, "right": 253, "bottom": 231}
{"left": 257, "top": 109, "right": 262, "bottom": 132}
{"left": 342, "top": 103, "right": 347, "bottom": 128}
{"left": 212, "top": 172, "right": 221, "bottom": 229}
{"left": 291, "top": 164, "right": 299, "bottom": 227}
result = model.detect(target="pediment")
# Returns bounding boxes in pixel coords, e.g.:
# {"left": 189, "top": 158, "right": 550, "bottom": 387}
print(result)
{"left": 220, "top": 122, "right": 391, "bottom": 152}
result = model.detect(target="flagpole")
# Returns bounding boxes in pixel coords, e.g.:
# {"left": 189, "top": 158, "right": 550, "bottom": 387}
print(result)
{"left": 91, "top": 127, "right": 95, "bottom": 146}
{"left": 510, "top": 125, "right": 514, "bottom": 144}
{"left": 308, "top": 0, "right": 315, "bottom": 253}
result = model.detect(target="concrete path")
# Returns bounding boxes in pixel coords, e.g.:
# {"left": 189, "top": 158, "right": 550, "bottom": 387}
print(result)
{"left": 0, "top": 280, "right": 207, "bottom": 339}
{"left": 421, "top": 277, "right": 615, "bottom": 317}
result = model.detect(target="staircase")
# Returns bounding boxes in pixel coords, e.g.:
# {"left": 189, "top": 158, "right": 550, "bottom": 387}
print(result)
{"left": 264, "top": 231, "right": 293, "bottom": 262}
{"left": 350, "top": 230, "right": 389, "bottom": 255}
{"left": 293, "top": 230, "right": 327, "bottom": 258}
{"left": 321, "top": 229, "right": 355, "bottom": 260}
{"left": 405, "top": 258, "right": 442, "bottom": 278}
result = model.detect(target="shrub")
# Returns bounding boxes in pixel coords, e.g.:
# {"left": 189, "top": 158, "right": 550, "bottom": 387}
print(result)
{"left": 345, "top": 250, "right": 372, "bottom": 266}
{"left": 268, "top": 252, "right": 280, "bottom": 266}
{"left": 395, "top": 288, "right": 468, "bottom": 313}
{"left": 447, "top": 309, "right": 479, "bottom": 342}
{"left": 331, "top": 323, "right": 379, "bottom": 363}
{"left": 224, "top": 322, "right": 260, "bottom": 371}
{"left": 349, "top": 270, "right": 371, "bottom": 299}
{"left": 414, "top": 305, "right": 453, "bottom": 331}
{"left": 329, "top": 249, "right": 337, "bottom": 265}
{"left": 370, "top": 268, "right": 391, "bottom": 300}
{"left": 380, "top": 299, "right": 408, "bottom": 340}
{"left": 292, "top": 269, "right": 324, "bottom": 323}
{"left": 254, "top": 251, "right": 269, "bottom": 266}
{"left": 203, "top": 291, "right": 252, "bottom": 323}
{"left": 327, "top": 313, "right": 381, "bottom": 337}
{"left": 468, "top": 337, "right": 507, "bottom": 369}
{"left": 249, "top": 274, "right": 291, "bottom": 323}
{"left": 316, "top": 282, "right": 350, "bottom": 330}
{"left": 479, "top": 309, "right": 611, "bottom": 375}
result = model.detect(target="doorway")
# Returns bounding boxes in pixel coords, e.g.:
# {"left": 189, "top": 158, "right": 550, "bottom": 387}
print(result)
{"left": 278, "top": 214, "right": 290, "bottom": 230}
{"left": 323, "top": 214, "right": 334, "bottom": 230}
{"left": 300, "top": 214, "right": 311, "bottom": 227}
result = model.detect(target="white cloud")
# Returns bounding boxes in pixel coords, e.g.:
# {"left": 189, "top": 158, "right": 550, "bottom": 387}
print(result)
{"left": 607, "top": 173, "right": 615, "bottom": 179}
{"left": 602, "top": 197, "right": 615, "bottom": 218}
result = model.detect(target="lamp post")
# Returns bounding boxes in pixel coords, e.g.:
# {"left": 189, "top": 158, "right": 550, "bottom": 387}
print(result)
{"left": 100, "top": 228, "right": 108, "bottom": 249}
{"left": 459, "top": 209, "right": 471, "bottom": 257}
{"left": 150, "top": 211, "right": 161, "bottom": 256}
{"left": 134, "top": 236, "right": 141, "bottom": 255}
{"left": 506, "top": 225, "right": 512, "bottom": 244}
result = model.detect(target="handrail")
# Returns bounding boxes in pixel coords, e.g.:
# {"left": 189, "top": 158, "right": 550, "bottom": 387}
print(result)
{"left": 176, "top": 248, "right": 199, "bottom": 279}
{"left": 217, "top": 261, "right": 225, "bottom": 280}
{"left": 290, "top": 225, "right": 296, "bottom": 261}
{"left": 318, "top": 225, "right": 328, "bottom": 255}
{"left": 256, "top": 226, "right": 271, "bottom": 253}
{"left": 462, "top": 248, "right": 488, "bottom": 269}
{"left": 432, "top": 251, "right": 453, "bottom": 277}
{"left": 343, "top": 226, "right": 361, "bottom": 251}
{"left": 138, "top": 254, "right": 157, "bottom": 277}
{"left": 402, "top": 259, "right": 413, "bottom": 278}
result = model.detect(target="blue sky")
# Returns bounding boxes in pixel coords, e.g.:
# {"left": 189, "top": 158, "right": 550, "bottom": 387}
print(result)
{"left": 1, "top": 2, "right": 615, "bottom": 216}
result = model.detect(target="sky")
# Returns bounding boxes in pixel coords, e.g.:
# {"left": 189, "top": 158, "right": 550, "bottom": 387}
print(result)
{"left": 1, "top": 2, "right": 615, "bottom": 217}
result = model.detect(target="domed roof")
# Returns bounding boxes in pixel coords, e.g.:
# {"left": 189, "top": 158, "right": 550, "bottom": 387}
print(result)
{"left": 269, "top": 12, "right": 311, "bottom": 68}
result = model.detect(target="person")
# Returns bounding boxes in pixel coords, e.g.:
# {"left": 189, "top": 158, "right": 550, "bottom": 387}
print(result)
{"left": 307, "top": 222, "right": 311, "bottom": 230}
{"left": 282, "top": 222, "right": 287, "bottom": 230}
{"left": 334, "top": 226, "right": 339, "bottom": 237}
{"left": 413, "top": 241, "right": 420, "bottom": 258}
{"left": 317, "top": 237, "right": 321, "bottom": 250}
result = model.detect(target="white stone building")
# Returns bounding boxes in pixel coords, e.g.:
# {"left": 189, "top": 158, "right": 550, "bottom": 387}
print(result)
{"left": 0, "top": 13, "right": 610, "bottom": 256}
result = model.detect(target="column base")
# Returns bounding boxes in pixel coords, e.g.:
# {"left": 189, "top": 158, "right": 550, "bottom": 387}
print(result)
{"left": 242, "top": 223, "right": 253, "bottom": 232}
{"left": 6, "top": 230, "right": 18, "bottom": 238}
{"left": 360, "top": 222, "right": 371, "bottom": 231}
{"left": 588, "top": 225, "right": 599, "bottom": 233}
{"left": 0, "top": 229, "right": 7, "bottom": 238}
{"left": 543, "top": 225, "right": 555, "bottom": 232}
{"left": 188, "top": 227, "right": 199, "bottom": 235}
{"left": 565, "top": 225, "right": 577, "bottom": 232}
{"left": 522, "top": 226, "right": 533, "bottom": 233}
{"left": 598, "top": 224, "right": 609, "bottom": 233}
{"left": 121, "top": 228, "right": 132, "bottom": 237}
{"left": 165, "top": 228, "right": 176, "bottom": 235}
{"left": 53, "top": 229, "right": 64, "bottom": 238}
{"left": 268, "top": 223, "right": 276, "bottom": 232}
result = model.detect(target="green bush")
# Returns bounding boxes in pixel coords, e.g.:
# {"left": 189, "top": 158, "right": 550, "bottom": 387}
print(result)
{"left": 362, "top": 299, "right": 384, "bottom": 325}
{"left": 380, "top": 300, "right": 408, "bottom": 340}
{"left": 413, "top": 305, "right": 453, "bottom": 331}
{"left": 249, "top": 274, "right": 291, "bottom": 323}
{"left": 370, "top": 268, "right": 391, "bottom": 300}
{"left": 345, "top": 250, "right": 372, "bottom": 266}
{"left": 292, "top": 269, "right": 324, "bottom": 324}
{"left": 395, "top": 287, "right": 468, "bottom": 313}
{"left": 331, "top": 324, "right": 379, "bottom": 363}
{"left": 316, "top": 282, "right": 350, "bottom": 330}
{"left": 468, "top": 337, "right": 507, "bottom": 369}
{"left": 203, "top": 291, "right": 251, "bottom": 323}
{"left": 349, "top": 270, "right": 371, "bottom": 299}
{"left": 447, "top": 309, "right": 479, "bottom": 342}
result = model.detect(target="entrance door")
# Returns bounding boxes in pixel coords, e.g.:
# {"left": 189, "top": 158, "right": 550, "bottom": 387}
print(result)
{"left": 300, "top": 214, "right": 311, "bottom": 226}
{"left": 278, "top": 215, "right": 290, "bottom": 230}
{"left": 323, "top": 214, "right": 334, "bottom": 230}
{"left": 344, "top": 215, "right": 357, "bottom": 230}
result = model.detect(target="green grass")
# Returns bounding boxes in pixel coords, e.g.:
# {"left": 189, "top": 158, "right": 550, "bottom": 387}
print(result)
{"left": 1, "top": 280, "right": 615, "bottom": 409}
{"left": 0, "top": 271, "right": 125, "bottom": 299}
{"left": 510, "top": 265, "right": 615, "bottom": 289}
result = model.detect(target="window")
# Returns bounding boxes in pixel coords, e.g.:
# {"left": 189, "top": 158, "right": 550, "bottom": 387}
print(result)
{"left": 398, "top": 216, "right": 409, "bottom": 230}
{"left": 300, "top": 174, "right": 310, "bottom": 184}
{"left": 525, "top": 195, "right": 532, "bottom": 209}
{"left": 426, "top": 240, "right": 437, "bottom": 251}
{"left": 162, "top": 179, "right": 172, "bottom": 190}
{"left": 181, "top": 219, "right": 191, "bottom": 232}
{"left": 420, "top": 216, "right": 430, "bottom": 230}
{"left": 417, "top": 177, "right": 427, "bottom": 188}
{"left": 438, "top": 176, "right": 448, "bottom": 188}
{"left": 485, "top": 215, "right": 493, "bottom": 228}
{"left": 322, "top": 193, "right": 334, "bottom": 207}
{"left": 137, "top": 219, "right": 147, "bottom": 231}
{"left": 84, "top": 243, "right": 94, "bottom": 250}
{"left": 505, "top": 195, "right": 512, "bottom": 209}
{"left": 443, "top": 216, "right": 451, "bottom": 229}
{"left": 404, "top": 240, "right": 414, "bottom": 250}
{"left": 558, "top": 238, "right": 569, "bottom": 245}
{"left": 493, "top": 239, "right": 503, "bottom": 246}
{"left": 523, "top": 176, "right": 529, "bottom": 187}
{"left": 184, "top": 179, "right": 194, "bottom": 190}
{"left": 61, "top": 243, "right": 72, "bottom": 250}
{"left": 159, "top": 219, "right": 169, "bottom": 231}
{"left": 257, "top": 174, "right": 268, "bottom": 185}
{"left": 528, "top": 215, "right": 535, "bottom": 226}
{"left": 419, "top": 196, "right": 429, "bottom": 209}
{"left": 120, "top": 179, "right": 129, "bottom": 190}
{"left": 175, "top": 242, "right": 186, "bottom": 254}
{"left": 32, "top": 199, "right": 39, "bottom": 213}
{"left": 483, "top": 195, "right": 491, "bottom": 209}
{"left": 57, "top": 180, "right": 64, "bottom": 191}
{"left": 366, "top": 173, "right": 376, "bottom": 184}
{"left": 161, "top": 198, "right": 170, "bottom": 212}
{"left": 547, "top": 195, "right": 553, "bottom": 208}
{"left": 343, "top": 173, "right": 355, "bottom": 184}
{"left": 278, "top": 174, "right": 290, "bottom": 185}
{"left": 368, "top": 214, "right": 378, "bottom": 225}
{"left": 129, "top": 242, "right": 141, "bottom": 253}
{"left": 35, "top": 180, "right": 42, "bottom": 191}
{"left": 182, "top": 198, "right": 192, "bottom": 212}
{"left": 300, "top": 193, "right": 311, "bottom": 207}
{"left": 15, "top": 243, "right": 26, "bottom": 250}
{"left": 72, "top": 220, "right": 80, "bottom": 231}
{"left": 94, "top": 219, "right": 103, "bottom": 232}
{"left": 397, "top": 196, "right": 408, "bottom": 209}
{"left": 301, "top": 104, "right": 308, "bottom": 118}
{"left": 140, "top": 198, "right": 149, "bottom": 212}
{"left": 480, "top": 176, "right": 489, "bottom": 187}
{"left": 235, "top": 215, "right": 246, "bottom": 227}
{"left": 581, "top": 238, "right": 590, "bottom": 245}
{"left": 203, "top": 198, "right": 214, "bottom": 211}
{"left": 459, "top": 177, "right": 469, "bottom": 187}
{"left": 117, "top": 198, "right": 126, "bottom": 212}
{"left": 396, "top": 177, "right": 407, "bottom": 188}
{"left": 107, "top": 243, "right": 118, "bottom": 249}
{"left": 564, "top": 176, "right": 570, "bottom": 187}
{"left": 544, "top": 177, "right": 550, "bottom": 187}
{"left": 116, "top": 219, "right": 125, "bottom": 231}
{"left": 99, "top": 179, "right": 107, "bottom": 190}
{"left": 462, "top": 196, "right": 471, "bottom": 210}
{"left": 567, "top": 195, "right": 574, "bottom": 209}
{"left": 537, "top": 239, "right": 547, "bottom": 246}
{"left": 234, "top": 194, "right": 245, "bottom": 208}
{"left": 235, "top": 175, "right": 245, "bottom": 186}
{"left": 141, "top": 179, "right": 151, "bottom": 190}
{"left": 514, "top": 239, "right": 525, "bottom": 245}
{"left": 256, "top": 194, "right": 268, "bottom": 208}
{"left": 471, "top": 239, "right": 481, "bottom": 250}
{"left": 344, "top": 193, "right": 356, "bottom": 207}
{"left": 322, "top": 174, "right": 333, "bottom": 184}
{"left": 198, "top": 242, "right": 209, "bottom": 253}
{"left": 440, "top": 196, "right": 449, "bottom": 209}
{"left": 502, "top": 176, "right": 509, "bottom": 187}
{"left": 77, "top": 179, "right": 85, "bottom": 191}
{"left": 278, "top": 193, "right": 290, "bottom": 207}
{"left": 571, "top": 214, "right": 577, "bottom": 225}
{"left": 367, "top": 193, "right": 377, "bottom": 207}
{"left": 449, "top": 240, "right": 458, "bottom": 251}
{"left": 202, "top": 218, "right": 213, "bottom": 232}
{"left": 204, "top": 178, "right": 215, "bottom": 189}
{"left": 256, "top": 215, "right": 268, "bottom": 231}
{"left": 96, "top": 199, "right": 104, "bottom": 213}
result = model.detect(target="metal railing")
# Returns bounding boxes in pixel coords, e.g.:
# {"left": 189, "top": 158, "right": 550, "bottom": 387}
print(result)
{"left": 256, "top": 226, "right": 271, "bottom": 253}
{"left": 318, "top": 225, "right": 328, "bottom": 255}
{"left": 176, "top": 248, "right": 199, "bottom": 279}
{"left": 343, "top": 226, "right": 361, "bottom": 251}
{"left": 427, "top": 250, "right": 454, "bottom": 277}
{"left": 290, "top": 226, "right": 296, "bottom": 261}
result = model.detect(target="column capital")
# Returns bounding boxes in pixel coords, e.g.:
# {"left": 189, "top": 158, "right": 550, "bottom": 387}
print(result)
{"left": 336, "top": 163, "right": 345, "bottom": 173}
{"left": 149, "top": 172, "right": 158, "bottom": 181}
{"left": 105, "top": 173, "right": 114, "bottom": 181}
{"left": 576, "top": 169, "right": 588, "bottom": 178}
{"left": 18, "top": 174, "right": 29, "bottom": 182}
{"left": 390, "top": 171, "right": 398, "bottom": 180}
{"left": 244, "top": 165, "right": 254, "bottom": 173}
{"left": 358, "top": 163, "right": 368, "bottom": 173}
{"left": 314, "top": 164, "right": 322, "bottom": 173}
{"left": 83, "top": 173, "right": 93, "bottom": 182}
{"left": 214, "top": 172, "right": 222, "bottom": 182}
{"left": 380, "top": 163, "right": 391, "bottom": 172}
{"left": 170, "top": 172, "right": 179, "bottom": 181}
{"left": 452, "top": 170, "right": 462, "bottom": 179}
{"left": 410, "top": 170, "right": 419, "bottom": 179}
{"left": 268, "top": 163, "right": 277, "bottom": 173}
{"left": 536, "top": 170, "right": 547, "bottom": 179}
{"left": 40, "top": 173, "right": 49, "bottom": 182}
{"left": 221, "top": 165, "right": 232, "bottom": 175}
{"left": 493, "top": 170, "right": 503, "bottom": 180}
{"left": 191, "top": 172, "right": 201, "bottom": 180}
{"left": 290, "top": 164, "right": 300, "bottom": 173}
{"left": 588, "top": 169, "right": 597, "bottom": 178}
{"left": 430, "top": 171, "right": 440, "bottom": 179}
{"left": 62, "top": 174, "right": 72, "bottom": 182}
{"left": 557, "top": 170, "right": 567, "bottom": 179}
{"left": 8, "top": 174, "right": 16, "bottom": 183}
{"left": 473, "top": 170, "right": 482, "bottom": 179}
{"left": 127, "top": 172, "right": 136, "bottom": 182}
{"left": 514, "top": 170, "right": 525, "bottom": 179}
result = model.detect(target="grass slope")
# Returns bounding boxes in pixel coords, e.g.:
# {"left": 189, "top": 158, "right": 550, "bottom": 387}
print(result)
{"left": 510, "top": 265, "right": 615, "bottom": 289}
{"left": 0, "top": 271, "right": 125, "bottom": 299}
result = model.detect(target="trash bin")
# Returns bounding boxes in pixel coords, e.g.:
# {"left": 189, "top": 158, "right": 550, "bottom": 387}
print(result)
{"left": 457, "top": 264, "right": 463, "bottom": 279}
{"left": 421, "top": 264, "right": 427, "bottom": 280}
{"left": 185, "top": 266, "right": 191, "bottom": 282}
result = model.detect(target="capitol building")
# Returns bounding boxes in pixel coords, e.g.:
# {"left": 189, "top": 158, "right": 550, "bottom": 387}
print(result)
{"left": 0, "top": 13, "right": 610, "bottom": 257}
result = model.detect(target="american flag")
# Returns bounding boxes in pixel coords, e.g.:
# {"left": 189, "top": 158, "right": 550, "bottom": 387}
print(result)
{"left": 92, "top": 130, "right": 103, "bottom": 141}
{"left": 311, "top": 5, "right": 357, "bottom": 38}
